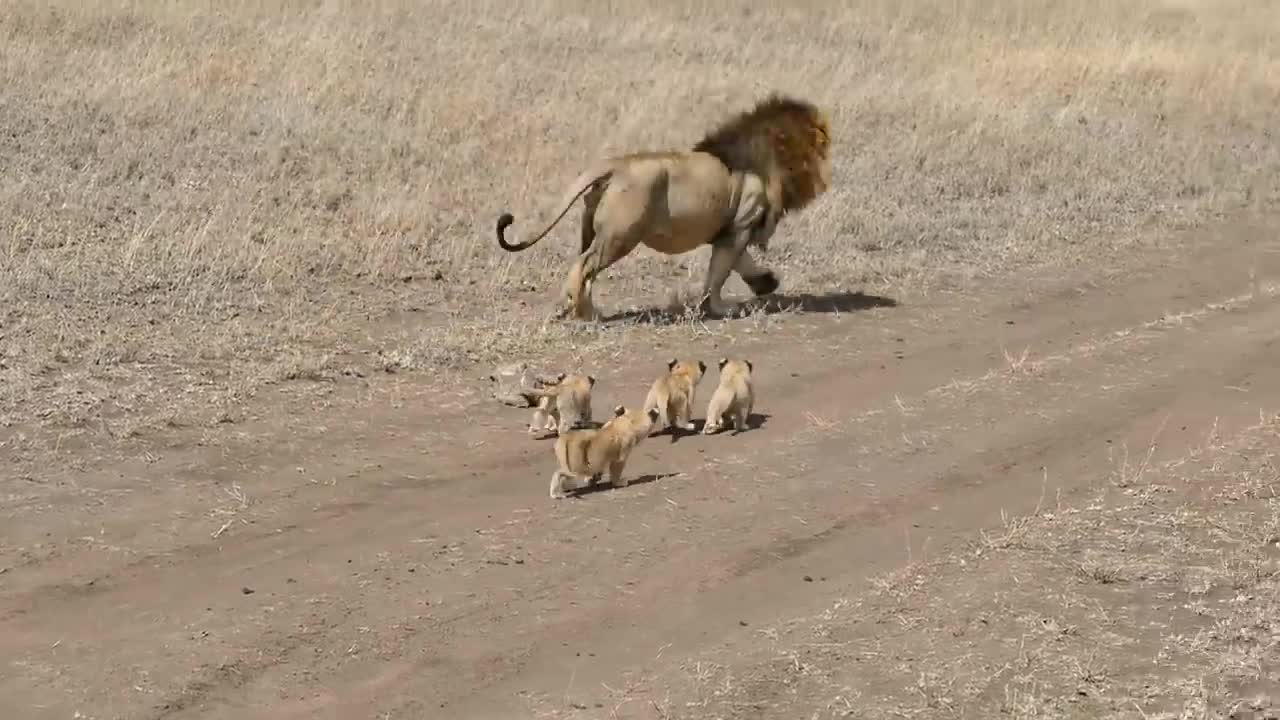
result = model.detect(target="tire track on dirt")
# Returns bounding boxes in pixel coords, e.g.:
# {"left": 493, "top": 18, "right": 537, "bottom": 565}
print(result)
{"left": 0, "top": 222, "right": 1264, "bottom": 606}
{"left": 2, "top": 225, "right": 1278, "bottom": 720}
{"left": 423, "top": 283, "right": 1280, "bottom": 718}
{"left": 148, "top": 241, "right": 1280, "bottom": 718}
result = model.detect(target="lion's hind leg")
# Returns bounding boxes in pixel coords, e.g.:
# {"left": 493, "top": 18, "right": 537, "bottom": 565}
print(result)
{"left": 703, "top": 391, "right": 728, "bottom": 435}
{"left": 642, "top": 392, "right": 668, "bottom": 436}
{"left": 561, "top": 185, "right": 647, "bottom": 321}
{"left": 670, "top": 395, "right": 695, "bottom": 433}
{"left": 557, "top": 256, "right": 596, "bottom": 322}
{"left": 556, "top": 191, "right": 603, "bottom": 322}
{"left": 549, "top": 470, "right": 572, "bottom": 499}
{"left": 551, "top": 469, "right": 594, "bottom": 499}
{"left": 580, "top": 180, "right": 604, "bottom": 254}
{"left": 608, "top": 460, "right": 630, "bottom": 490}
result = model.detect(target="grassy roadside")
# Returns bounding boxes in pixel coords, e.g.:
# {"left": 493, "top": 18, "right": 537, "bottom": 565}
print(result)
{"left": 3, "top": 0, "right": 1279, "bottom": 462}
{"left": 608, "top": 414, "right": 1280, "bottom": 719}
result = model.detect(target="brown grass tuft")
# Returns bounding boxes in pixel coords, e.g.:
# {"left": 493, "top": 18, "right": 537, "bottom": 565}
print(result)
{"left": 623, "top": 414, "right": 1280, "bottom": 718}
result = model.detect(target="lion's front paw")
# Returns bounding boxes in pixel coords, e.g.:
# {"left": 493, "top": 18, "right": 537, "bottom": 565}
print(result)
{"left": 744, "top": 270, "right": 780, "bottom": 297}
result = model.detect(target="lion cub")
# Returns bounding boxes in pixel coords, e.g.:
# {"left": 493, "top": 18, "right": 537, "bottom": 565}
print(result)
{"left": 549, "top": 404, "right": 660, "bottom": 499}
{"left": 703, "top": 358, "right": 755, "bottom": 434}
{"left": 528, "top": 372, "right": 595, "bottom": 436}
{"left": 642, "top": 358, "right": 706, "bottom": 435}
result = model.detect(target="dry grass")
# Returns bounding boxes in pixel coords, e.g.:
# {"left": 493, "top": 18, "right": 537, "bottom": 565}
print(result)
{"left": 603, "top": 414, "right": 1280, "bottom": 719}
{"left": 3, "top": 0, "right": 1279, "bottom": 460}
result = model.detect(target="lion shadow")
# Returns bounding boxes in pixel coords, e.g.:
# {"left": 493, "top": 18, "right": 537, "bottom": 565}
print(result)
{"left": 755, "top": 291, "right": 899, "bottom": 314}
{"left": 569, "top": 471, "right": 683, "bottom": 498}
{"left": 604, "top": 290, "right": 898, "bottom": 325}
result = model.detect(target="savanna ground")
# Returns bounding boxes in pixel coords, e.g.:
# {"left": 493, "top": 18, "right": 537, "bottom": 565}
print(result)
{"left": 3, "top": 1, "right": 1280, "bottom": 718}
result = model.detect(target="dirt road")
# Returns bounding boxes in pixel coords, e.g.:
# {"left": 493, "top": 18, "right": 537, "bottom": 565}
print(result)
{"left": 3, "top": 219, "right": 1280, "bottom": 719}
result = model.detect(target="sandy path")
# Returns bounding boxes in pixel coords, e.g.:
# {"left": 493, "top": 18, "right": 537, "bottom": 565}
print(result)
{"left": 2, "top": 220, "right": 1279, "bottom": 720}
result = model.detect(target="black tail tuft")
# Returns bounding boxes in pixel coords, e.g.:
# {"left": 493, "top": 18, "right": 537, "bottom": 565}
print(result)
{"left": 496, "top": 212, "right": 517, "bottom": 250}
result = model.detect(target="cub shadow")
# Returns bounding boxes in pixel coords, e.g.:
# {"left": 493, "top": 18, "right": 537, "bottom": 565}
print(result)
{"left": 703, "top": 412, "right": 770, "bottom": 437}
{"left": 604, "top": 290, "right": 899, "bottom": 326}
{"left": 656, "top": 411, "right": 771, "bottom": 443}
{"left": 570, "top": 472, "right": 682, "bottom": 498}
{"left": 663, "top": 419, "right": 704, "bottom": 445}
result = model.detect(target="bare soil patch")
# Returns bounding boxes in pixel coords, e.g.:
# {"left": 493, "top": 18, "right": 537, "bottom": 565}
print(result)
{"left": 3, "top": 2, "right": 1280, "bottom": 719}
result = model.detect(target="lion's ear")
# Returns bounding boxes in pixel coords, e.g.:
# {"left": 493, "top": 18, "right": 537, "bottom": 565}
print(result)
{"left": 698, "top": 360, "right": 707, "bottom": 375}
{"left": 587, "top": 375, "right": 596, "bottom": 386}
{"left": 556, "top": 372, "right": 567, "bottom": 382}
{"left": 613, "top": 404, "right": 627, "bottom": 417}
{"left": 667, "top": 358, "right": 678, "bottom": 370}
{"left": 746, "top": 360, "right": 753, "bottom": 374}
{"left": 718, "top": 357, "right": 728, "bottom": 370}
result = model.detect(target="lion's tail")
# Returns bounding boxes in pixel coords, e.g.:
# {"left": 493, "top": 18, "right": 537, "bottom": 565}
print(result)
{"left": 496, "top": 161, "right": 614, "bottom": 252}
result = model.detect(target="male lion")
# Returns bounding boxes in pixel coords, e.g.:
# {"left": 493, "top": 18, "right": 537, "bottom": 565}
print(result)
{"left": 495, "top": 94, "right": 832, "bottom": 321}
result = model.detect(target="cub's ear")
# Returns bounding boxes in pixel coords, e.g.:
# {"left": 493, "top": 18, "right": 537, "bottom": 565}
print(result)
{"left": 718, "top": 357, "right": 729, "bottom": 370}
{"left": 587, "top": 375, "right": 596, "bottom": 386}
{"left": 613, "top": 404, "right": 627, "bottom": 417}
{"left": 647, "top": 407, "right": 661, "bottom": 421}
{"left": 697, "top": 360, "right": 707, "bottom": 375}
{"left": 556, "top": 372, "right": 567, "bottom": 382}
{"left": 667, "top": 358, "right": 678, "bottom": 371}
{"left": 746, "top": 360, "right": 753, "bottom": 374}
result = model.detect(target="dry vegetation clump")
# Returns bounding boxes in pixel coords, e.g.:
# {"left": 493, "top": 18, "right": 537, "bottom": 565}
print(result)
{"left": 611, "top": 415, "right": 1280, "bottom": 719}
{"left": 3, "top": 0, "right": 1279, "bottom": 458}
